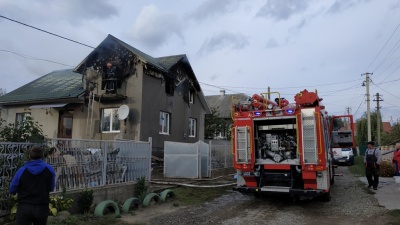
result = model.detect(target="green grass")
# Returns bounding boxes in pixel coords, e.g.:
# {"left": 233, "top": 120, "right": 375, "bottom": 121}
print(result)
{"left": 172, "top": 186, "right": 231, "bottom": 206}
{"left": 348, "top": 155, "right": 365, "bottom": 176}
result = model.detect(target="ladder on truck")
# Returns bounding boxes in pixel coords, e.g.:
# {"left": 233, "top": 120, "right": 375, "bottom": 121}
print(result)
{"left": 86, "top": 91, "right": 95, "bottom": 139}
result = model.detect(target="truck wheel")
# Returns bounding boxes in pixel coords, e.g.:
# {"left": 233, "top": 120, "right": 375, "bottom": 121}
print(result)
{"left": 322, "top": 190, "right": 331, "bottom": 202}
{"left": 330, "top": 166, "right": 335, "bottom": 185}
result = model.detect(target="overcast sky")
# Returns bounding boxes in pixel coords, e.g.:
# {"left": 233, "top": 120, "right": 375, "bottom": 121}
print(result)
{"left": 1, "top": 0, "right": 400, "bottom": 122}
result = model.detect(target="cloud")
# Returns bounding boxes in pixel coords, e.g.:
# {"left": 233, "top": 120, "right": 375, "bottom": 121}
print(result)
{"left": 129, "top": 4, "right": 183, "bottom": 50}
{"left": 188, "top": 0, "right": 242, "bottom": 21}
{"left": 0, "top": 0, "right": 118, "bottom": 25}
{"left": 327, "top": 0, "right": 371, "bottom": 14}
{"left": 210, "top": 74, "right": 218, "bottom": 81}
{"left": 266, "top": 38, "right": 279, "bottom": 48}
{"left": 257, "top": 0, "right": 309, "bottom": 21}
{"left": 198, "top": 32, "right": 249, "bottom": 55}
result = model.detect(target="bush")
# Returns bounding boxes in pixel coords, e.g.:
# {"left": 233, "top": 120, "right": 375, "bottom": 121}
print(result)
{"left": 134, "top": 177, "right": 148, "bottom": 202}
{"left": 50, "top": 186, "right": 74, "bottom": 215}
{"left": 78, "top": 188, "right": 94, "bottom": 214}
{"left": 380, "top": 161, "right": 396, "bottom": 177}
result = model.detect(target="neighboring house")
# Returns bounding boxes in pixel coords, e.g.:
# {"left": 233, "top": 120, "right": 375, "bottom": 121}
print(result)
{"left": 0, "top": 69, "right": 84, "bottom": 139}
{"left": 205, "top": 90, "right": 248, "bottom": 139}
{"left": 0, "top": 34, "right": 210, "bottom": 151}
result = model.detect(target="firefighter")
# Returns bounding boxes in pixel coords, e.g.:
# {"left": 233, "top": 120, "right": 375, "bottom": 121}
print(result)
{"left": 393, "top": 143, "right": 400, "bottom": 176}
{"left": 364, "top": 141, "right": 382, "bottom": 190}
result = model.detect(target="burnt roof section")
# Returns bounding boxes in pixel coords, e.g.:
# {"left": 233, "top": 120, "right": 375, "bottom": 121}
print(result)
{"left": 205, "top": 93, "right": 249, "bottom": 118}
{"left": 74, "top": 35, "right": 201, "bottom": 91}
{"left": 0, "top": 69, "right": 84, "bottom": 105}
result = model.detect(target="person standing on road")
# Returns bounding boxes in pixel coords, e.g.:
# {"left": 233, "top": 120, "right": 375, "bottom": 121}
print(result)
{"left": 393, "top": 143, "right": 400, "bottom": 176}
{"left": 364, "top": 141, "right": 382, "bottom": 190}
{"left": 9, "top": 146, "right": 56, "bottom": 225}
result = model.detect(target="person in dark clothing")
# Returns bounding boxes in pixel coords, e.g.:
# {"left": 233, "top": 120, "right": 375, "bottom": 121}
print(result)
{"left": 10, "top": 146, "right": 56, "bottom": 225}
{"left": 364, "top": 141, "right": 382, "bottom": 190}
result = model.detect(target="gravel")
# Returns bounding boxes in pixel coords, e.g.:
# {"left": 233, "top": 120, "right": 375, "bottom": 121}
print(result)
{"left": 126, "top": 166, "right": 391, "bottom": 225}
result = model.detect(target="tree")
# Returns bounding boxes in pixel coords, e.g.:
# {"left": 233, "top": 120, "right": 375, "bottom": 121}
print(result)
{"left": 356, "top": 111, "right": 383, "bottom": 146}
{"left": 381, "top": 122, "right": 400, "bottom": 145}
{"left": 0, "top": 114, "right": 46, "bottom": 143}
{"left": 0, "top": 88, "right": 6, "bottom": 96}
{"left": 204, "top": 107, "right": 232, "bottom": 140}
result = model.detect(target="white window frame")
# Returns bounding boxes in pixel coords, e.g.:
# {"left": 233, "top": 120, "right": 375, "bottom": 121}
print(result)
{"left": 159, "top": 111, "right": 170, "bottom": 135}
{"left": 189, "top": 90, "right": 194, "bottom": 104}
{"left": 15, "top": 112, "right": 31, "bottom": 128}
{"left": 189, "top": 118, "right": 197, "bottom": 137}
{"left": 101, "top": 108, "right": 120, "bottom": 133}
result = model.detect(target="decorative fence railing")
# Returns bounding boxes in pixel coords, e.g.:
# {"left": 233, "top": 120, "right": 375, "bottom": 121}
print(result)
{"left": 0, "top": 138, "right": 152, "bottom": 216}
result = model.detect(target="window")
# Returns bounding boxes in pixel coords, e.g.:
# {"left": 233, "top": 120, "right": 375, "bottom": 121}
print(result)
{"left": 189, "top": 118, "right": 197, "bottom": 137}
{"left": 15, "top": 112, "right": 31, "bottom": 128}
{"left": 189, "top": 90, "right": 194, "bottom": 104}
{"left": 159, "top": 111, "right": 170, "bottom": 134}
{"left": 101, "top": 108, "right": 120, "bottom": 132}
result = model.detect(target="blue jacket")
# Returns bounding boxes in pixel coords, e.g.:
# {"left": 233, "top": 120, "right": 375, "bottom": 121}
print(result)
{"left": 9, "top": 159, "right": 55, "bottom": 197}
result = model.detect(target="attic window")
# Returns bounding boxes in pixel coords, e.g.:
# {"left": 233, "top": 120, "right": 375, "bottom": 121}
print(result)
{"left": 189, "top": 90, "right": 194, "bottom": 104}
{"left": 165, "top": 79, "right": 175, "bottom": 96}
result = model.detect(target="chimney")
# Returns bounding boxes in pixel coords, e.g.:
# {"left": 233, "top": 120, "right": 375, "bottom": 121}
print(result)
{"left": 220, "top": 89, "right": 225, "bottom": 97}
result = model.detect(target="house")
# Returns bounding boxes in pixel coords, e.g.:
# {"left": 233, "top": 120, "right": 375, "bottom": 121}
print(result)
{"left": 204, "top": 90, "right": 248, "bottom": 139}
{"left": 0, "top": 34, "right": 210, "bottom": 151}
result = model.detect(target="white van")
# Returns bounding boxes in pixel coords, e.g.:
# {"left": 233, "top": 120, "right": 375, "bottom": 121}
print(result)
{"left": 333, "top": 147, "right": 354, "bottom": 165}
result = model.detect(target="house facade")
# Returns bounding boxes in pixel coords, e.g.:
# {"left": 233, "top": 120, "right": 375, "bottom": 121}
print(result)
{"left": 0, "top": 35, "right": 210, "bottom": 150}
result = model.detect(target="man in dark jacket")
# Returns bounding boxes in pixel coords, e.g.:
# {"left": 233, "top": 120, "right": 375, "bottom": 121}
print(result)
{"left": 10, "top": 146, "right": 56, "bottom": 225}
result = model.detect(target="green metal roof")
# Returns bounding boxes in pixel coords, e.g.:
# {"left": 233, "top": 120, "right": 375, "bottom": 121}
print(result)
{"left": 0, "top": 69, "right": 84, "bottom": 105}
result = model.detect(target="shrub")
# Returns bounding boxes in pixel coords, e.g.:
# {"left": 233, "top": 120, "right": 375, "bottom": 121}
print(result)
{"left": 78, "top": 188, "right": 94, "bottom": 214}
{"left": 134, "top": 177, "right": 148, "bottom": 202}
{"left": 50, "top": 186, "right": 74, "bottom": 215}
{"left": 380, "top": 161, "right": 396, "bottom": 177}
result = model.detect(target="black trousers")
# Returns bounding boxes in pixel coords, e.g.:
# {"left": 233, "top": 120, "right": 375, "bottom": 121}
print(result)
{"left": 16, "top": 203, "right": 49, "bottom": 225}
{"left": 366, "top": 165, "right": 380, "bottom": 188}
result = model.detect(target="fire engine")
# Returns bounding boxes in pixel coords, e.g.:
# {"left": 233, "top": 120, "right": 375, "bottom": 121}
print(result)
{"left": 232, "top": 89, "right": 355, "bottom": 201}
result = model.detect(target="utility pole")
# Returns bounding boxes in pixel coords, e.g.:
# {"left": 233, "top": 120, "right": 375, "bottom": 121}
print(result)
{"left": 362, "top": 72, "right": 372, "bottom": 142}
{"left": 346, "top": 107, "right": 351, "bottom": 115}
{"left": 374, "top": 93, "right": 383, "bottom": 146}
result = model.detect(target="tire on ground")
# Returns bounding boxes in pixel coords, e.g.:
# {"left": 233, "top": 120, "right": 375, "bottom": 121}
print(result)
{"left": 94, "top": 200, "right": 120, "bottom": 217}
{"left": 122, "top": 197, "right": 141, "bottom": 213}
{"left": 142, "top": 193, "right": 161, "bottom": 207}
{"left": 160, "top": 189, "right": 175, "bottom": 202}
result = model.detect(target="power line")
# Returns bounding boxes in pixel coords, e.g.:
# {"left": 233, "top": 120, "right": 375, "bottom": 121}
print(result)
{"left": 213, "top": 78, "right": 360, "bottom": 90}
{"left": 353, "top": 95, "right": 366, "bottom": 117}
{"left": 0, "top": 15, "right": 95, "bottom": 49}
{"left": 371, "top": 82, "right": 400, "bottom": 101}
{"left": 0, "top": 49, "right": 74, "bottom": 67}
{"left": 364, "top": 22, "right": 400, "bottom": 72}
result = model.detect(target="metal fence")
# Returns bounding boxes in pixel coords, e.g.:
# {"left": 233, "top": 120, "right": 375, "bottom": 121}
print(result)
{"left": 0, "top": 138, "right": 152, "bottom": 192}
{"left": 210, "top": 142, "right": 233, "bottom": 170}
{"left": 48, "top": 138, "right": 152, "bottom": 191}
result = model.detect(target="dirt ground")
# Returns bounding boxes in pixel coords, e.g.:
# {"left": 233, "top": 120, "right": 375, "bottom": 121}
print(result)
{"left": 121, "top": 167, "right": 397, "bottom": 225}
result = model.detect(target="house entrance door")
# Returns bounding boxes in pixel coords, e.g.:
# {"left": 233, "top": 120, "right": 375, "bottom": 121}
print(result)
{"left": 58, "top": 111, "right": 73, "bottom": 138}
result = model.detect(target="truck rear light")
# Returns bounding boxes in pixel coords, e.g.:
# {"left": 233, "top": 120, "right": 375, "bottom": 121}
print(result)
{"left": 316, "top": 165, "right": 324, "bottom": 171}
{"left": 243, "top": 164, "right": 248, "bottom": 169}
{"left": 308, "top": 165, "right": 315, "bottom": 171}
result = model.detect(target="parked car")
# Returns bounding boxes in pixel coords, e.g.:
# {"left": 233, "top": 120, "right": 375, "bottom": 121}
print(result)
{"left": 333, "top": 147, "right": 354, "bottom": 165}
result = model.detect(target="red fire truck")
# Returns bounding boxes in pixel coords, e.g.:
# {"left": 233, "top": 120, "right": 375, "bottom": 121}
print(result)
{"left": 232, "top": 89, "right": 355, "bottom": 201}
